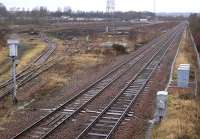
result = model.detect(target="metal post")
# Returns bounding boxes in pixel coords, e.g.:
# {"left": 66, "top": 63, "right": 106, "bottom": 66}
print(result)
{"left": 12, "top": 57, "right": 18, "bottom": 104}
{"left": 7, "top": 38, "right": 19, "bottom": 104}
{"left": 194, "top": 71, "right": 197, "bottom": 97}
{"left": 106, "top": 0, "right": 115, "bottom": 33}
{"left": 153, "top": 0, "right": 157, "bottom": 22}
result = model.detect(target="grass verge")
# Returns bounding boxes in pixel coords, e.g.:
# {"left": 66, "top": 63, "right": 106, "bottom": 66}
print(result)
{"left": 153, "top": 28, "right": 200, "bottom": 139}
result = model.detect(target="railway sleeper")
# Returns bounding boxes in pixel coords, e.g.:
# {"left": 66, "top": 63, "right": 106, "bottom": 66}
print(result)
{"left": 125, "top": 89, "right": 139, "bottom": 92}
{"left": 91, "top": 125, "right": 113, "bottom": 132}
{"left": 112, "top": 103, "right": 129, "bottom": 108}
{"left": 123, "top": 92, "right": 137, "bottom": 95}
{"left": 88, "top": 89, "right": 101, "bottom": 92}
{"left": 83, "top": 96, "right": 92, "bottom": 100}
{"left": 118, "top": 95, "right": 132, "bottom": 100}
{"left": 63, "top": 109, "right": 75, "bottom": 113}
{"left": 102, "top": 116, "right": 120, "bottom": 121}
{"left": 109, "top": 107, "right": 126, "bottom": 112}
{"left": 125, "top": 87, "right": 140, "bottom": 91}
{"left": 83, "top": 94, "right": 95, "bottom": 97}
{"left": 107, "top": 109, "right": 124, "bottom": 114}
{"left": 116, "top": 99, "right": 131, "bottom": 103}
{"left": 87, "top": 132, "right": 108, "bottom": 138}
{"left": 98, "top": 119, "right": 117, "bottom": 124}
{"left": 90, "top": 128, "right": 111, "bottom": 134}
{"left": 30, "top": 127, "right": 48, "bottom": 138}
{"left": 45, "top": 113, "right": 66, "bottom": 126}
{"left": 85, "top": 90, "right": 97, "bottom": 94}
{"left": 123, "top": 92, "right": 137, "bottom": 96}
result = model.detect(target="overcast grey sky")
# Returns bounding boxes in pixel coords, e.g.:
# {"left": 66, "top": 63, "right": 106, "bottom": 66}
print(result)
{"left": 0, "top": 0, "right": 199, "bottom": 13}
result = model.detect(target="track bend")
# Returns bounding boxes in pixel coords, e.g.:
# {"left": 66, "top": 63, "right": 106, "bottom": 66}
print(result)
{"left": 11, "top": 23, "right": 185, "bottom": 139}
{"left": 0, "top": 36, "right": 57, "bottom": 101}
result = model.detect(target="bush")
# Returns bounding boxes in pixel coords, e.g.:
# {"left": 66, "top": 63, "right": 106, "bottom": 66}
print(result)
{"left": 177, "top": 134, "right": 190, "bottom": 139}
{"left": 178, "top": 93, "right": 195, "bottom": 100}
{"left": 112, "top": 44, "right": 128, "bottom": 54}
{"left": 0, "top": 28, "right": 8, "bottom": 48}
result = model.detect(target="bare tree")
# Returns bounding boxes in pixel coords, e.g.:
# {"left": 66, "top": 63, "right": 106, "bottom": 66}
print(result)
{"left": 0, "top": 3, "right": 7, "bottom": 17}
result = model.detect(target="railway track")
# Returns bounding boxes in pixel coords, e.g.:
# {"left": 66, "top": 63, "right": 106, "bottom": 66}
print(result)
{"left": 0, "top": 59, "right": 57, "bottom": 101}
{"left": 11, "top": 23, "right": 185, "bottom": 139}
{"left": 76, "top": 23, "right": 185, "bottom": 139}
{"left": 0, "top": 37, "right": 57, "bottom": 101}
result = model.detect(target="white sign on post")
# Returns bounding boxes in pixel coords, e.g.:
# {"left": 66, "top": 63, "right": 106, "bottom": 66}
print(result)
{"left": 7, "top": 39, "right": 19, "bottom": 104}
{"left": 7, "top": 39, "right": 19, "bottom": 57}
{"left": 9, "top": 44, "right": 18, "bottom": 57}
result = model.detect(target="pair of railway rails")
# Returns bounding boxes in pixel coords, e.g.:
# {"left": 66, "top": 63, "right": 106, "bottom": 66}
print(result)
{"left": 11, "top": 23, "right": 186, "bottom": 139}
{"left": 0, "top": 40, "right": 57, "bottom": 101}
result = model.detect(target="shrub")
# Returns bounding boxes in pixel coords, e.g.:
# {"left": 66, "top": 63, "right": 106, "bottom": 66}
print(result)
{"left": 178, "top": 93, "right": 194, "bottom": 100}
{"left": 112, "top": 43, "right": 128, "bottom": 54}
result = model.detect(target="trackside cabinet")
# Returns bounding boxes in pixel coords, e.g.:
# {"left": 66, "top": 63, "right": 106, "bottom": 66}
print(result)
{"left": 156, "top": 91, "right": 168, "bottom": 122}
{"left": 177, "top": 64, "right": 190, "bottom": 88}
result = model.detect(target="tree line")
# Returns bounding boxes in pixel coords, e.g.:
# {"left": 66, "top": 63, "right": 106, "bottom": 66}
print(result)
{"left": 188, "top": 13, "right": 200, "bottom": 52}
{"left": 0, "top": 3, "right": 155, "bottom": 25}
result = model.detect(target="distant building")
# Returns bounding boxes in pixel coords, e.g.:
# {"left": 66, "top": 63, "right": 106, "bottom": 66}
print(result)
{"left": 139, "top": 19, "right": 148, "bottom": 23}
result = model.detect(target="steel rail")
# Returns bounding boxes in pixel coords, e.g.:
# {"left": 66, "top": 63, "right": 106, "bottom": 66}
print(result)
{"left": 0, "top": 59, "right": 57, "bottom": 100}
{"left": 10, "top": 27, "right": 174, "bottom": 137}
{"left": 0, "top": 38, "right": 56, "bottom": 89}
{"left": 34, "top": 44, "right": 161, "bottom": 139}
{"left": 11, "top": 26, "right": 175, "bottom": 139}
{"left": 76, "top": 23, "right": 185, "bottom": 139}
{"left": 0, "top": 41, "right": 57, "bottom": 101}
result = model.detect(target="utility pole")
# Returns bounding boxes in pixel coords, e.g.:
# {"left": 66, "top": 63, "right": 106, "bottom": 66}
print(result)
{"left": 153, "top": 0, "right": 157, "bottom": 23}
{"left": 7, "top": 39, "right": 19, "bottom": 104}
{"left": 12, "top": 57, "right": 17, "bottom": 104}
{"left": 106, "top": 0, "right": 115, "bottom": 32}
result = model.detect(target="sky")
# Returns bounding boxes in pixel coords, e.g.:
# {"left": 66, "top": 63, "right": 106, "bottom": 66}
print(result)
{"left": 0, "top": 0, "right": 199, "bottom": 13}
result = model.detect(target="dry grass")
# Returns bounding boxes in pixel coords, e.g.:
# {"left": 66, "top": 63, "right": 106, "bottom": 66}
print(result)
{"left": 0, "top": 34, "right": 46, "bottom": 81}
{"left": 71, "top": 53, "right": 104, "bottom": 68}
{"left": 0, "top": 47, "right": 10, "bottom": 81}
{"left": 153, "top": 94, "right": 199, "bottom": 139}
{"left": 36, "top": 53, "right": 105, "bottom": 98}
{"left": 173, "top": 29, "right": 197, "bottom": 80}
{"left": 0, "top": 97, "right": 19, "bottom": 130}
{"left": 153, "top": 29, "right": 200, "bottom": 139}
{"left": 0, "top": 34, "right": 47, "bottom": 125}
{"left": 17, "top": 34, "right": 46, "bottom": 69}
{"left": 0, "top": 47, "right": 8, "bottom": 64}
{"left": 17, "top": 43, "right": 46, "bottom": 70}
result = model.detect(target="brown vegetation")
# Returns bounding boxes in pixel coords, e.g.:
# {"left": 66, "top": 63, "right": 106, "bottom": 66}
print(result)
{"left": 153, "top": 28, "right": 200, "bottom": 139}
{"left": 0, "top": 33, "right": 46, "bottom": 82}
{"left": 0, "top": 28, "right": 7, "bottom": 49}
{"left": 189, "top": 14, "right": 200, "bottom": 52}
{"left": 173, "top": 28, "right": 198, "bottom": 80}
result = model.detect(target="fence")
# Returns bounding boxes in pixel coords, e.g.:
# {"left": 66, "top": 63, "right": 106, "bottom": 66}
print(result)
{"left": 188, "top": 27, "right": 200, "bottom": 96}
